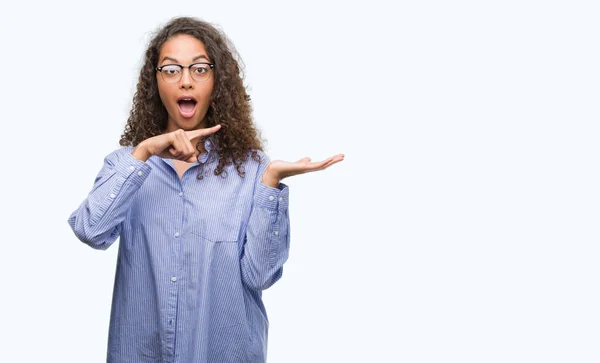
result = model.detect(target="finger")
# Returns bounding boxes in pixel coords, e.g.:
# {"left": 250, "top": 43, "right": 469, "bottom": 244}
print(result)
{"left": 321, "top": 155, "right": 344, "bottom": 167}
{"left": 185, "top": 124, "right": 221, "bottom": 140}
{"left": 166, "top": 133, "right": 183, "bottom": 157}
{"left": 309, "top": 157, "right": 333, "bottom": 168}
{"left": 304, "top": 156, "right": 343, "bottom": 172}
{"left": 172, "top": 133, "right": 185, "bottom": 159}
{"left": 178, "top": 130, "right": 196, "bottom": 157}
{"left": 175, "top": 131, "right": 196, "bottom": 161}
{"left": 321, "top": 155, "right": 344, "bottom": 168}
{"left": 313, "top": 154, "right": 344, "bottom": 167}
{"left": 320, "top": 158, "right": 343, "bottom": 169}
{"left": 168, "top": 132, "right": 187, "bottom": 159}
{"left": 183, "top": 139, "right": 200, "bottom": 163}
{"left": 320, "top": 154, "right": 344, "bottom": 163}
{"left": 168, "top": 146, "right": 179, "bottom": 157}
{"left": 299, "top": 154, "right": 343, "bottom": 167}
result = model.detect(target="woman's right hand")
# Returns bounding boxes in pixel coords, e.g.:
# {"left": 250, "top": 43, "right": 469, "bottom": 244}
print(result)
{"left": 131, "top": 125, "right": 221, "bottom": 162}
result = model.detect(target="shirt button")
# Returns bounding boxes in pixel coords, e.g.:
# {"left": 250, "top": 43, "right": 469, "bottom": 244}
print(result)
{"left": 129, "top": 166, "right": 135, "bottom": 171}
{"left": 179, "top": 192, "right": 183, "bottom": 197}
{"left": 269, "top": 196, "right": 274, "bottom": 201}
{"left": 174, "top": 232, "right": 180, "bottom": 237}
{"left": 171, "top": 277, "right": 177, "bottom": 282}
{"left": 274, "top": 231, "right": 279, "bottom": 236}
{"left": 110, "top": 193, "right": 116, "bottom": 198}
{"left": 137, "top": 171, "right": 143, "bottom": 176}
{"left": 279, "top": 197, "right": 283, "bottom": 201}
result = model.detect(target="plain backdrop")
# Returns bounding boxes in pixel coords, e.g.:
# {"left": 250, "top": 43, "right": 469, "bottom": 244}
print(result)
{"left": 1, "top": 0, "right": 599, "bottom": 362}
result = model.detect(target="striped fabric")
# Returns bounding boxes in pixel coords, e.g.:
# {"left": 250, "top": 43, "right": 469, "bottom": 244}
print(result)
{"left": 68, "top": 136, "right": 290, "bottom": 363}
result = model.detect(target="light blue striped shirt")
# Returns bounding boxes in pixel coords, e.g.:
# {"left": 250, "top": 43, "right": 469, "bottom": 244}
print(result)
{"left": 68, "top": 136, "right": 290, "bottom": 363}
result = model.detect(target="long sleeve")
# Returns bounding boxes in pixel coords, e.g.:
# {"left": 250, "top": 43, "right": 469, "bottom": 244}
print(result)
{"left": 240, "top": 154, "right": 291, "bottom": 291}
{"left": 68, "top": 149, "right": 152, "bottom": 250}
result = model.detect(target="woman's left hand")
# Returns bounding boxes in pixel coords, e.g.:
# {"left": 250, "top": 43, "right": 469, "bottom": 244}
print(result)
{"left": 262, "top": 153, "right": 345, "bottom": 187}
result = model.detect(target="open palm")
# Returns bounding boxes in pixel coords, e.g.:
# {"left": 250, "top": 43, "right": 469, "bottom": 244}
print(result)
{"left": 267, "top": 154, "right": 345, "bottom": 180}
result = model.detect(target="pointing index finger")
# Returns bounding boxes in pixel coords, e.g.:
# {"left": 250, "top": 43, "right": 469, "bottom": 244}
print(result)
{"left": 185, "top": 124, "right": 221, "bottom": 140}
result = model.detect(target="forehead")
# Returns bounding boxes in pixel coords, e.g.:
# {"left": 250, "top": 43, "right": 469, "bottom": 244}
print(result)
{"left": 158, "top": 34, "right": 209, "bottom": 62}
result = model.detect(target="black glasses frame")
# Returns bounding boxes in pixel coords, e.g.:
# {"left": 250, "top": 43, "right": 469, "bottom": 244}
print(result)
{"left": 155, "top": 62, "right": 216, "bottom": 82}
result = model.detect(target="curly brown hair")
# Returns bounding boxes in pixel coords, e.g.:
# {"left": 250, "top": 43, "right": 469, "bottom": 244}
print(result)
{"left": 119, "top": 16, "right": 265, "bottom": 179}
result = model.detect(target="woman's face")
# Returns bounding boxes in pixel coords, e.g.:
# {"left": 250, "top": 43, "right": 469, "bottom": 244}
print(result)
{"left": 157, "top": 34, "right": 215, "bottom": 132}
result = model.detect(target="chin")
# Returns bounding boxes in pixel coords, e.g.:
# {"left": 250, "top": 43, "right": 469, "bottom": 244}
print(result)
{"left": 177, "top": 119, "right": 203, "bottom": 130}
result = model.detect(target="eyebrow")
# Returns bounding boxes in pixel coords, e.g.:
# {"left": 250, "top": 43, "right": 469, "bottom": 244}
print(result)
{"left": 160, "top": 55, "right": 211, "bottom": 64}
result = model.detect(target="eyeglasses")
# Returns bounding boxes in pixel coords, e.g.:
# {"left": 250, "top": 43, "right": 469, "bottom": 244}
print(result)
{"left": 155, "top": 62, "right": 215, "bottom": 83}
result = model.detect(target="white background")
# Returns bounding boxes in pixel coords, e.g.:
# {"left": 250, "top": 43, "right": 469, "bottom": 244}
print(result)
{"left": 0, "top": 0, "right": 598, "bottom": 362}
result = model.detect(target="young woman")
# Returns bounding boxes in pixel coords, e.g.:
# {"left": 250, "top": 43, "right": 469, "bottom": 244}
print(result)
{"left": 68, "top": 16, "right": 343, "bottom": 363}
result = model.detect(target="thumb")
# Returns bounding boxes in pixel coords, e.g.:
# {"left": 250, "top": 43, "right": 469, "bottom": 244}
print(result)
{"left": 296, "top": 157, "right": 311, "bottom": 163}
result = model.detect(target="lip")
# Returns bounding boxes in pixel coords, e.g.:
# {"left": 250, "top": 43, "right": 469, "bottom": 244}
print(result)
{"left": 177, "top": 95, "right": 197, "bottom": 102}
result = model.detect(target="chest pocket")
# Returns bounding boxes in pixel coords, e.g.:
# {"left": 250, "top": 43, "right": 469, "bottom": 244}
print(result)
{"left": 189, "top": 200, "right": 243, "bottom": 243}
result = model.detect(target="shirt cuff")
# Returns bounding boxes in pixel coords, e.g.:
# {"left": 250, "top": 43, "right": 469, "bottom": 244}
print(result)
{"left": 113, "top": 151, "right": 153, "bottom": 185}
{"left": 254, "top": 181, "right": 289, "bottom": 210}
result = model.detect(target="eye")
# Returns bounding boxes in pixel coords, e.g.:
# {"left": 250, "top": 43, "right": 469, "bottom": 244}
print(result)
{"left": 162, "top": 65, "right": 181, "bottom": 75}
{"left": 192, "top": 66, "right": 208, "bottom": 74}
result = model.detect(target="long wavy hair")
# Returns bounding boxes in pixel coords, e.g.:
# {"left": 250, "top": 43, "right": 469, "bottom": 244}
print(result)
{"left": 119, "top": 16, "right": 264, "bottom": 179}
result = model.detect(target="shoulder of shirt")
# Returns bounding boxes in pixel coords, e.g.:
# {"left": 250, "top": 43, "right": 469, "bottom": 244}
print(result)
{"left": 247, "top": 148, "right": 270, "bottom": 165}
{"left": 104, "top": 145, "right": 135, "bottom": 162}
{"left": 115, "top": 145, "right": 135, "bottom": 156}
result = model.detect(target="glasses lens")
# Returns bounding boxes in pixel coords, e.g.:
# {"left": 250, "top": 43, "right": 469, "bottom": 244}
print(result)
{"left": 161, "top": 65, "right": 182, "bottom": 83}
{"left": 190, "top": 64, "right": 211, "bottom": 81}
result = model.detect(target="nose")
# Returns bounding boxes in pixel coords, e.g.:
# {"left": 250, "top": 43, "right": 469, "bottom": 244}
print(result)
{"left": 180, "top": 68, "right": 193, "bottom": 90}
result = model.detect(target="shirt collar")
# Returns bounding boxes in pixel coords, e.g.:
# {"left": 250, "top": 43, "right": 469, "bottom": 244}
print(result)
{"left": 204, "top": 135, "right": 214, "bottom": 153}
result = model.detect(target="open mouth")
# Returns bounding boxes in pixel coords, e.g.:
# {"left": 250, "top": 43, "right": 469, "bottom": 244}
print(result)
{"left": 177, "top": 96, "right": 197, "bottom": 118}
